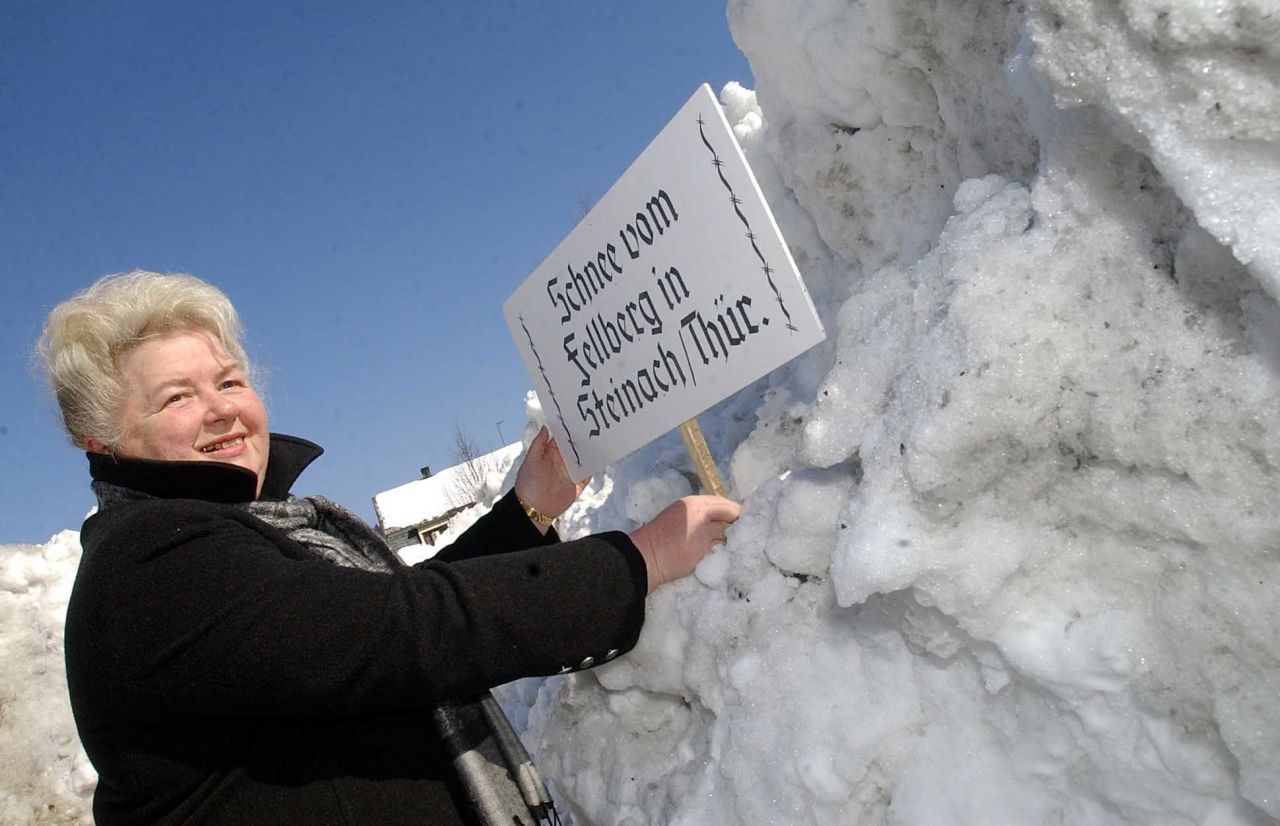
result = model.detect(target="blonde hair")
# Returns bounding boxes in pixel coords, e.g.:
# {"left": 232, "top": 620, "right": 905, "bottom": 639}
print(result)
{"left": 38, "top": 270, "right": 254, "bottom": 449}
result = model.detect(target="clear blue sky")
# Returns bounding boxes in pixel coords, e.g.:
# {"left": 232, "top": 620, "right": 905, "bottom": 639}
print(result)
{"left": 0, "top": 2, "right": 754, "bottom": 544}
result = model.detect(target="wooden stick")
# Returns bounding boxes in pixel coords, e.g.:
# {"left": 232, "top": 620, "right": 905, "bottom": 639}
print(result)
{"left": 678, "top": 419, "right": 727, "bottom": 498}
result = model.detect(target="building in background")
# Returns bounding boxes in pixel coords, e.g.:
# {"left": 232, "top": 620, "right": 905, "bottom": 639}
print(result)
{"left": 373, "top": 442, "right": 523, "bottom": 556}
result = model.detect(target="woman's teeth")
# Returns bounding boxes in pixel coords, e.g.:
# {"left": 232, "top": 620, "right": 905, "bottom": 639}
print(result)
{"left": 201, "top": 438, "right": 243, "bottom": 453}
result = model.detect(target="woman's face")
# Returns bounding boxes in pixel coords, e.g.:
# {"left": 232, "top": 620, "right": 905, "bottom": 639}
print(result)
{"left": 110, "top": 328, "right": 270, "bottom": 495}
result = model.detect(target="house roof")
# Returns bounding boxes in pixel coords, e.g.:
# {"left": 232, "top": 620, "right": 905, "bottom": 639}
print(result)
{"left": 372, "top": 441, "right": 524, "bottom": 532}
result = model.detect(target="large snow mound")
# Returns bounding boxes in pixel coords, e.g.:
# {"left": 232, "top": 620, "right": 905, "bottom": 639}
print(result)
{"left": 0, "top": 533, "right": 95, "bottom": 824}
{"left": 508, "top": 0, "right": 1280, "bottom": 824}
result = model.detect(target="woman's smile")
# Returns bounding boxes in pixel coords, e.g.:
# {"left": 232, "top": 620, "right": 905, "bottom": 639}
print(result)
{"left": 110, "top": 329, "right": 270, "bottom": 494}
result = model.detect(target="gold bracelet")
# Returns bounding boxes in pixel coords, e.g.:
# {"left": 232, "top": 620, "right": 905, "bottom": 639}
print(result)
{"left": 517, "top": 496, "right": 556, "bottom": 527}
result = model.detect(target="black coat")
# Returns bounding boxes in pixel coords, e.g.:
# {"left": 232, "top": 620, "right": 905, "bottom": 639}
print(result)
{"left": 66, "top": 434, "right": 646, "bottom": 825}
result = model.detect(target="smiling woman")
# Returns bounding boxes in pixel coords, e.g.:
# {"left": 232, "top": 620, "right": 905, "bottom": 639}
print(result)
{"left": 39, "top": 274, "right": 253, "bottom": 452}
{"left": 107, "top": 330, "right": 270, "bottom": 494}
{"left": 36, "top": 270, "right": 740, "bottom": 825}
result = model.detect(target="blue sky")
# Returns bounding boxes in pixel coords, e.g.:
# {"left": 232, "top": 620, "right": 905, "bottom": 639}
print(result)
{"left": 0, "top": 2, "right": 754, "bottom": 543}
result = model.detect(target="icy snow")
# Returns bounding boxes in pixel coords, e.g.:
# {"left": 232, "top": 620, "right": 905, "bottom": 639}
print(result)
{"left": 0, "top": 533, "right": 94, "bottom": 824}
{"left": 5, "top": 0, "right": 1280, "bottom": 823}
{"left": 512, "top": 0, "right": 1280, "bottom": 823}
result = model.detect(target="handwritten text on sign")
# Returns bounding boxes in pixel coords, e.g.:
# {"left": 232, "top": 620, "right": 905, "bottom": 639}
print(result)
{"left": 504, "top": 84, "right": 825, "bottom": 481}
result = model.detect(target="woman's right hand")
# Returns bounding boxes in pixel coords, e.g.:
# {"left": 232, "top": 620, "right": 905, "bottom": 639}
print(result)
{"left": 628, "top": 495, "right": 741, "bottom": 593}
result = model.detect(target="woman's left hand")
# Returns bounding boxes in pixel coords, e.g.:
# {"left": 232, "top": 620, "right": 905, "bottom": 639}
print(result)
{"left": 513, "top": 426, "right": 589, "bottom": 529}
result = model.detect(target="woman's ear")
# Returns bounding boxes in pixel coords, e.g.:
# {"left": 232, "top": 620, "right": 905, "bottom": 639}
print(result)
{"left": 85, "top": 437, "right": 109, "bottom": 455}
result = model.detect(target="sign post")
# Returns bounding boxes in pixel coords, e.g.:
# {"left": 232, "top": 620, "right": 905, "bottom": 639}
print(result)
{"left": 678, "top": 419, "right": 726, "bottom": 497}
{"left": 505, "top": 84, "right": 825, "bottom": 490}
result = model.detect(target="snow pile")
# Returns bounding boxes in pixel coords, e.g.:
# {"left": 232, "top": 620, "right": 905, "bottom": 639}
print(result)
{"left": 508, "top": 0, "right": 1280, "bottom": 823}
{"left": 0, "top": 533, "right": 95, "bottom": 824}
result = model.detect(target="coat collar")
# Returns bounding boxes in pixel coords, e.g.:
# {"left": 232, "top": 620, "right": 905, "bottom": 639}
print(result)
{"left": 86, "top": 433, "right": 324, "bottom": 503}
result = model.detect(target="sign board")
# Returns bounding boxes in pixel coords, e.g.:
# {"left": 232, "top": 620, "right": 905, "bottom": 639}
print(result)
{"left": 503, "top": 84, "right": 826, "bottom": 481}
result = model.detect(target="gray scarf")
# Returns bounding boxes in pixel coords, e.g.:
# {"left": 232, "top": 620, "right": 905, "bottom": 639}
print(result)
{"left": 93, "top": 482, "right": 560, "bottom": 826}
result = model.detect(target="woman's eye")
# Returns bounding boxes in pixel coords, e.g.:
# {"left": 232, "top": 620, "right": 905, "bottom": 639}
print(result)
{"left": 164, "top": 393, "right": 188, "bottom": 406}
{"left": 220, "top": 379, "right": 244, "bottom": 390}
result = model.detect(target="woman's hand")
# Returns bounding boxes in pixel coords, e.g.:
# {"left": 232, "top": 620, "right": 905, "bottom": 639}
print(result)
{"left": 513, "top": 426, "right": 590, "bottom": 532}
{"left": 629, "top": 495, "right": 740, "bottom": 593}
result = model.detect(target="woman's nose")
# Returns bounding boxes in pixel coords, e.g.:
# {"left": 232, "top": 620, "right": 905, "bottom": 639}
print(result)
{"left": 202, "top": 391, "right": 238, "bottom": 424}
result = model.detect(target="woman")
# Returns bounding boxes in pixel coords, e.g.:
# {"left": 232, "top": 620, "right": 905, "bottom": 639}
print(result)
{"left": 40, "top": 271, "right": 739, "bottom": 825}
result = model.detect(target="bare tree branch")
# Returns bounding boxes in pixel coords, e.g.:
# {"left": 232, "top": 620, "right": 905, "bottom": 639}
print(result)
{"left": 447, "top": 421, "right": 495, "bottom": 507}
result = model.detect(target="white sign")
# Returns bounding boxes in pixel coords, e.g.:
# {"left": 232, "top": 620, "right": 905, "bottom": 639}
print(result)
{"left": 504, "top": 84, "right": 825, "bottom": 481}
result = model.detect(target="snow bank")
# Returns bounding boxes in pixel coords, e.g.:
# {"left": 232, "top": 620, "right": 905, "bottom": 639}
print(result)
{"left": 0, "top": 534, "right": 95, "bottom": 824}
{"left": 508, "top": 1, "right": 1280, "bottom": 824}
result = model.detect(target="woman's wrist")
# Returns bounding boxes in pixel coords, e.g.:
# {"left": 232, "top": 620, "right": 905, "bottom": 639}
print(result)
{"left": 627, "top": 527, "right": 662, "bottom": 594}
{"left": 515, "top": 494, "right": 556, "bottom": 534}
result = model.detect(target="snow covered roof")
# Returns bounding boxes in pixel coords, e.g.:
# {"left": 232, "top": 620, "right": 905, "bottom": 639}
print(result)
{"left": 372, "top": 441, "right": 523, "bottom": 532}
